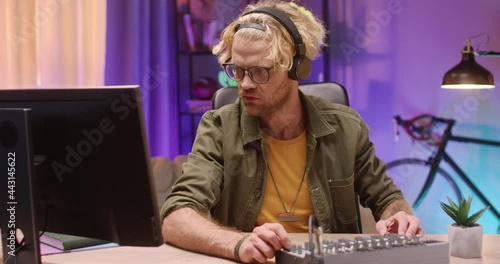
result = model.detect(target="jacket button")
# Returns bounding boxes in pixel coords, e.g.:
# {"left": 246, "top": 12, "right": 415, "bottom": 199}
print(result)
{"left": 254, "top": 190, "right": 261, "bottom": 198}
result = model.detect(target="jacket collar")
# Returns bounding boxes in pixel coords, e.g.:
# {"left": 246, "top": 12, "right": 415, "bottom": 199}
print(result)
{"left": 240, "top": 90, "right": 336, "bottom": 145}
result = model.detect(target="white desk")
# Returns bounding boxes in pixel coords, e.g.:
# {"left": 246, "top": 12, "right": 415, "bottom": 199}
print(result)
{"left": 2, "top": 234, "right": 499, "bottom": 263}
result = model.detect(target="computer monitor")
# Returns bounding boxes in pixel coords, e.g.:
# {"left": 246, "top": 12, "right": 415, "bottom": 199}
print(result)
{"left": 0, "top": 86, "right": 162, "bottom": 263}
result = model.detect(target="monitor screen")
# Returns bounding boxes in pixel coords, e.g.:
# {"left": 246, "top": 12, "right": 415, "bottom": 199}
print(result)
{"left": 0, "top": 86, "right": 162, "bottom": 253}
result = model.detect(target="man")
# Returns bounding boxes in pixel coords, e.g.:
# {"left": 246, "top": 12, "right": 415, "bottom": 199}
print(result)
{"left": 161, "top": 1, "right": 423, "bottom": 263}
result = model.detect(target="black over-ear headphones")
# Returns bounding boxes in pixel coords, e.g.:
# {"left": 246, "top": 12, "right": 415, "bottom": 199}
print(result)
{"left": 243, "top": 7, "right": 311, "bottom": 81}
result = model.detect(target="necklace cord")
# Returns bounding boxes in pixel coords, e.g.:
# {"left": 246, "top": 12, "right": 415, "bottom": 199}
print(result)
{"left": 265, "top": 161, "right": 307, "bottom": 213}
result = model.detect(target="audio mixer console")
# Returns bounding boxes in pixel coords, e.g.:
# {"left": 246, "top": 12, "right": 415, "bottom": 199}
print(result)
{"left": 275, "top": 234, "right": 449, "bottom": 264}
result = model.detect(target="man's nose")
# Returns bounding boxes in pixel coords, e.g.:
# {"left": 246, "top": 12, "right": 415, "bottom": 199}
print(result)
{"left": 239, "top": 71, "right": 255, "bottom": 90}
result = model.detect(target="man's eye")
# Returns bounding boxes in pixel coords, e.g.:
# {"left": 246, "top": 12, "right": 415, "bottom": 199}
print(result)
{"left": 252, "top": 68, "right": 266, "bottom": 75}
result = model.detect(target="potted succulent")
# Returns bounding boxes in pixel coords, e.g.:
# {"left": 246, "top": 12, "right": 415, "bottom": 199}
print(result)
{"left": 440, "top": 196, "right": 490, "bottom": 258}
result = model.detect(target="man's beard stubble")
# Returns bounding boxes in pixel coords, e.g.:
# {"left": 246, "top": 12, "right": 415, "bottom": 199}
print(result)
{"left": 242, "top": 78, "right": 294, "bottom": 117}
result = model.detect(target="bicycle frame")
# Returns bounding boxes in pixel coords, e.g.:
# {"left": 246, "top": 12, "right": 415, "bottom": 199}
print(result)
{"left": 413, "top": 116, "right": 500, "bottom": 223}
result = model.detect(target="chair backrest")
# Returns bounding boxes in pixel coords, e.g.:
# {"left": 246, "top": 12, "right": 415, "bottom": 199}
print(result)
{"left": 211, "top": 81, "right": 349, "bottom": 109}
{"left": 210, "top": 82, "right": 367, "bottom": 233}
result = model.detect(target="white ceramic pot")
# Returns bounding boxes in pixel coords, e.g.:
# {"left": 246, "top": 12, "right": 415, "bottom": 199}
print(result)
{"left": 448, "top": 224, "right": 483, "bottom": 258}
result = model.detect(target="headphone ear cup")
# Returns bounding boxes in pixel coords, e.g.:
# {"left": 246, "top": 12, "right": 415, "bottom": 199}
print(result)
{"left": 289, "top": 56, "right": 312, "bottom": 80}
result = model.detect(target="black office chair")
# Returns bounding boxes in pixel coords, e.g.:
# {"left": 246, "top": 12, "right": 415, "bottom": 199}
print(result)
{"left": 211, "top": 81, "right": 349, "bottom": 109}
{"left": 210, "top": 82, "right": 368, "bottom": 233}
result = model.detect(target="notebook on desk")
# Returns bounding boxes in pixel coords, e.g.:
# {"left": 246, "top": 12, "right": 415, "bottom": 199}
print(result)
{"left": 40, "top": 232, "right": 110, "bottom": 251}
{"left": 40, "top": 241, "right": 119, "bottom": 256}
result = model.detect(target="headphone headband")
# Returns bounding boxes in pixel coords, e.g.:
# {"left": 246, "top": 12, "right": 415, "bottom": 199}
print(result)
{"left": 243, "top": 7, "right": 306, "bottom": 57}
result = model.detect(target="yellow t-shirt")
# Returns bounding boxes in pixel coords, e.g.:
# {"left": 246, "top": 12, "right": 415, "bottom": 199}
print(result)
{"left": 256, "top": 131, "right": 314, "bottom": 232}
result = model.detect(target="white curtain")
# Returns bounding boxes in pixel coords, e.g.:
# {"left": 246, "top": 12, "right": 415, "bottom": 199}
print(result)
{"left": 0, "top": 0, "right": 106, "bottom": 89}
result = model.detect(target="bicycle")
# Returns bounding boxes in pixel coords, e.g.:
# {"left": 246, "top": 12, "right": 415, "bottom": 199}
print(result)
{"left": 386, "top": 114, "right": 500, "bottom": 234}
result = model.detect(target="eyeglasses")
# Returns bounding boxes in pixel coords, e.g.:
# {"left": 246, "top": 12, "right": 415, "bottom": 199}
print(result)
{"left": 222, "top": 63, "right": 272, "bottom": 84}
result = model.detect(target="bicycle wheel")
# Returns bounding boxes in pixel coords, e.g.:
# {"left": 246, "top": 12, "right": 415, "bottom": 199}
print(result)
{"left": 386, "top": 158, "right": 462, "bottom": 234}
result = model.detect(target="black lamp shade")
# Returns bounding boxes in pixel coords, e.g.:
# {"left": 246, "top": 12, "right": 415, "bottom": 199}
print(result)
{"left": 441, "top": 49, "right": 495, "bottom": 89}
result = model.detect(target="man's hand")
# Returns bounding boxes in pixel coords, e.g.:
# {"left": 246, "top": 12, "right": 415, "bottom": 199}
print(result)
{"left": 376, "top": 211, "right": 424, "bottom": 236}
{"left": 237, "top": 223, "right": 292, "bottom": 263}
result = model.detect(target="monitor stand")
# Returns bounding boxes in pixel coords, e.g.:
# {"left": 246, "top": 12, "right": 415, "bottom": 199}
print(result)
{"left": 0, "top": 108, "right": 41, "bottom": 264}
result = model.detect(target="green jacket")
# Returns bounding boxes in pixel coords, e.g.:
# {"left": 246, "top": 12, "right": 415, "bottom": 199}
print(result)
{"left": 161, "top": 91, "right": 403, "bottom": 233}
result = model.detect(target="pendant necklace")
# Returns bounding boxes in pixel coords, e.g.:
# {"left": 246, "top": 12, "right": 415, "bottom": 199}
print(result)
{"left": 265, "top": 161, "right": 307, "bottom": 222}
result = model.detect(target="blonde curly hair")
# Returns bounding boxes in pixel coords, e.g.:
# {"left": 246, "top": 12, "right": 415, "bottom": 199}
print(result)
{"left": 212, "top": 0, "right": 326, "bottom": 72}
